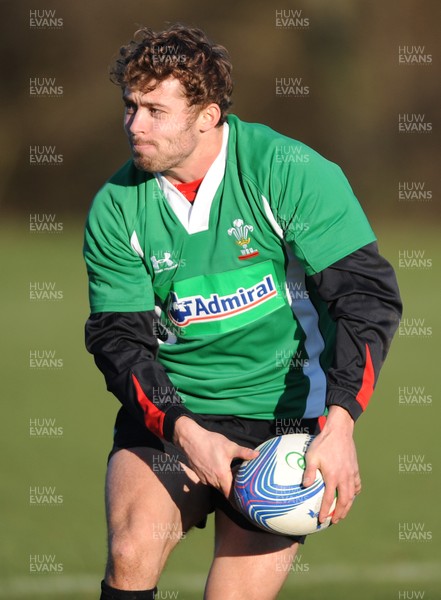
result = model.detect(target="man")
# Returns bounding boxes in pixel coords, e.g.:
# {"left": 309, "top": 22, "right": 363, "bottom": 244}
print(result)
{"left": 84, "top": 24, "right": 402, "bottom": 600}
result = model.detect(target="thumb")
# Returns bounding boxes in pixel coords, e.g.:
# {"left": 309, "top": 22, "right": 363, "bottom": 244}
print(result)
{"left": 302, "top": 461, "right": 318, "bottom": 488}
{"left": 235, "top": 445, "right": 259, "bottom": 462}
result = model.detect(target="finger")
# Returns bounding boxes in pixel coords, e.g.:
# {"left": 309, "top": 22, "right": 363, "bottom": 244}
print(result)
{"left": 331, "top": 481, "right": 355, "bottom": 523}
{"left": 319, "top": 483, "right": 337, "bottom": 523}
{"left": 302, "top": 461, "right": 318, "bottom": 488}
{"left": 333, "top": 498, "right": 354, "bottom": 523}
{"left": 354, "top": 473, "right": 362, "bottom": 496}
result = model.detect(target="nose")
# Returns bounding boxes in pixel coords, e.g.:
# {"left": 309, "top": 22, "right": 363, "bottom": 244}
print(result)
{"left": 126, "top": 107, "right": 151, "bottom": 135}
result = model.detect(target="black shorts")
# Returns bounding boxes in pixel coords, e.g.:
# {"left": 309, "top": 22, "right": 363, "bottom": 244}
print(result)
{"left": 109, "top": 407, "right": 321, "bottom": 544}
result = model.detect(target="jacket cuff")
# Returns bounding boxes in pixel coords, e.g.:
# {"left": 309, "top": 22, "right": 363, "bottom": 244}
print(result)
{"left": 326, "top": 388, "right": 363, "bottom": 422}
{"left": 162, "top": 403, "right": 196, "bottom": 443}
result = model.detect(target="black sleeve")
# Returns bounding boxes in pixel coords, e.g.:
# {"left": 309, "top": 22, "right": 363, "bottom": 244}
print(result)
{"left": 307, "top": 241, "right": 402, "bottom": 421}
{"left": 85, "top": 310, "right": 196, "bottom": 442}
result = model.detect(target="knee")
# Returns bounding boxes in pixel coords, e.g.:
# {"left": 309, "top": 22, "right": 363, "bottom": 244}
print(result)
{"left": 107, "top": 524, "right": 181, "bottom": 578}
{"left": 108, "top": 533, "right": 144, "bottom": 572}
{"left": 106, "top": 532, "right": 161, "bottom": 588}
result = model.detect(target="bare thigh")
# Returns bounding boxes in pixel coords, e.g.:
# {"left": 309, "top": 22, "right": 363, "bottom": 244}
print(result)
{"left": 204, "top": 509, "right": 300, "bottom": 600}
{"left": 104, "top": 447, "right": 212, "bottom": 590}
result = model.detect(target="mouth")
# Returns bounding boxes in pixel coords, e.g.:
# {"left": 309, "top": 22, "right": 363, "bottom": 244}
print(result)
{"left": 131, "top": 139, "right": 157, "bottom": 149}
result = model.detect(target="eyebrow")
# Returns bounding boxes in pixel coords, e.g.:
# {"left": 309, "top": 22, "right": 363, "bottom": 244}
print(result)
{"left": 122, "top": 94, "right": 168, "bottom": 109}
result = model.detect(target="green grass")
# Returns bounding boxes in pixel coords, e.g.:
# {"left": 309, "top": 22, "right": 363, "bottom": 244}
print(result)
{"left": 1, "top": 220, "right": 440, "bottom": 599}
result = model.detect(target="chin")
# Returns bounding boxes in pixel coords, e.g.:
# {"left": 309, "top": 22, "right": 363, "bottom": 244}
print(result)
{"left": 132, "top": 155, "right": 159, "bottom": 173}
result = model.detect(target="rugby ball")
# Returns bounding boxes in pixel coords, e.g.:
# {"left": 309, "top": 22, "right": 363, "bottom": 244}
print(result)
{"left": 233, "top": 434, "right": 336, "bottom": 536}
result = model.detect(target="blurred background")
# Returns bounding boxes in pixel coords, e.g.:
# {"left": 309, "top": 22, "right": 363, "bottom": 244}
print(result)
{"left": 1, "top": 0, "right": 440, "bottom": 598}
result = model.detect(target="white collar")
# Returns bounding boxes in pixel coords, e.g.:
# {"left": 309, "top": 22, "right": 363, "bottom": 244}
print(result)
{"left": 154, "top": 122, "right": 229, "bottom": 234}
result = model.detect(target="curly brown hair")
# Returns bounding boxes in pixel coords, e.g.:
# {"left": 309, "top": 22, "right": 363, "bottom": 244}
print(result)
{"left": 110, "top": 24, "right": 233, "bottom": 125}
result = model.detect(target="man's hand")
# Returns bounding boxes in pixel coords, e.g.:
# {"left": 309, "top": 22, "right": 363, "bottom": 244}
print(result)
{"left": 302, "top": 406, "right": 361, "bottom": 524}
{"left": 172, "top": 416, "right": 259, "bottom": 498}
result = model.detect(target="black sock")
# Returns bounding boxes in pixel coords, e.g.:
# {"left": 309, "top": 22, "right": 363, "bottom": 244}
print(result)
{"left": 100, "top": 579, "right": 157, "bottom": 599}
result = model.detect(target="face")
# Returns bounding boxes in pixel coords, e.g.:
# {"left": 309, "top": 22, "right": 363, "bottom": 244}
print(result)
{"left": 123, "top": 77, "right": 201, "bottom": 173}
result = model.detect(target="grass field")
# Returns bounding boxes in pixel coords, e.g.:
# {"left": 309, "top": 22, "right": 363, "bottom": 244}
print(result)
{"left": 1, "top": 220, "right": 439, "bottom": 599}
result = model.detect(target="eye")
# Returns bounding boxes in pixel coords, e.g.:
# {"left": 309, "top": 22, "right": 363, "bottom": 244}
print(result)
{"left": 124, "top": 101, "right": 136, "bottom": 114}
{"left": 150, "top": 107, "right": 164, "bottom": 117}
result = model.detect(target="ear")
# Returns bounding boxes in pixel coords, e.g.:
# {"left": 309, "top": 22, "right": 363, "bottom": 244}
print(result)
{"left": 198, "top": 103, "right": 221, "bottom": 131}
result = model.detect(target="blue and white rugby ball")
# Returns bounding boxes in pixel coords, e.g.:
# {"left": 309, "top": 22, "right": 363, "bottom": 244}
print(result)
{"left": 234, "top": 434, "right": 336, "bottom": 536}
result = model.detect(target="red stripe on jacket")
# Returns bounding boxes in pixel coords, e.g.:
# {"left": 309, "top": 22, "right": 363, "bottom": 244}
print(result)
{"left": 356, "top": 344, "right": 375, "bottom": 411}
{"left": 132, "top": 373, "right": 165, "bottom": 438}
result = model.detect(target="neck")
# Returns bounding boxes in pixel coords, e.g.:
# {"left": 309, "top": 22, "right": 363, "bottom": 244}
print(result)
{"left": 162, "top": 125, "right": 224, "bottom": 185}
